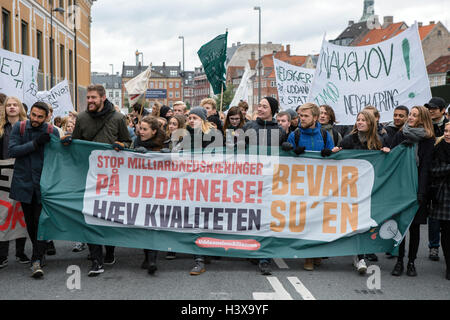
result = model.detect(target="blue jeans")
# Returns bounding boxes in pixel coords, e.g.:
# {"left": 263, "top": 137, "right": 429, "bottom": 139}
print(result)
{"left": 428, "top": 217, "right": 441, "bottom": 249}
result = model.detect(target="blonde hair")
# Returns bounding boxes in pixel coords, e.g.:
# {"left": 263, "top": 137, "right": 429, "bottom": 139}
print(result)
{"left": 200, "top": 98, "right": 216, "bottom": 110}
{"left": 351, "top": 110, "right": 383, "bottom": 150}
{"left": 299, "top": 103, "right": 320, "bottom": 118}
{"left": 435, "top": 122, "right": 450, "bottom": 145}
{"left": 0, "top": 97, "right": 27, "bottom": 137}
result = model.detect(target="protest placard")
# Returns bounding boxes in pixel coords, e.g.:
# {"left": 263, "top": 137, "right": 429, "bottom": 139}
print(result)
{"left": 36, "top": 80, "right": 74, "bottom": 119}
{"left": 307, "top": 23, "right": 431, "bottom": 125}
{"left": 273, "top": 58, "right": 315, "bottom": 110}
{"left": 0, "top": 160, "right": 27, "bottom": 241}
{"left": 0, "top": 48, "right": 39, "bottom": 108}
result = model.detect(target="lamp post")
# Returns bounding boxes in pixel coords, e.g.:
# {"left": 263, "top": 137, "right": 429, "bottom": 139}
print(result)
{"left": 50, "top": 4, "right": 65, "bottom": 88}
{"left": 254, "top": 6, "right": 261, "bottom": 107}
{"left": 178, "top": 36, "right": 185, "bottom": 102}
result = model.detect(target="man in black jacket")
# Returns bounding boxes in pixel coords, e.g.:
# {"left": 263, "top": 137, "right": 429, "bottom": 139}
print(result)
{"left": 385, "top": 105, "right": 409, "bottom": 146}
{"left": 242, "top": 97, "right": 286, "bottom": 276}
{"left": 425, "top": 97, "right": 449, "bottom": 262}
{"left": 62, "top": 84, "right": 131, "bottom": 277}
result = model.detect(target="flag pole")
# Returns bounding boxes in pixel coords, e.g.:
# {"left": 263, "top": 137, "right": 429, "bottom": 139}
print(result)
{"left": 220, "top": 82, "right": 224, "bottom": 113}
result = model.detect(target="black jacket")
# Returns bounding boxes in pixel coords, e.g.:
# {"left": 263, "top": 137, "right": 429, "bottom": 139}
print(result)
{"left": 391, "top": 130, "right": 435, "bottom": 224}
{"left": 242, "top": 118, "right": 287, "bottom": 147}
{"left": 338, "top": 132, "right": 388, "bottom": 150}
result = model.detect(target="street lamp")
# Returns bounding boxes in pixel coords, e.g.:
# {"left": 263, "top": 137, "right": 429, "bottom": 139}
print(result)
{"left": 254, "top": 6, "right": 261, "bottom": 107}
{"left": 50, "top": 4, "right": 65, "bottom": 88}
{"left": 178, "top": 36, "right": 185, "bottom": 101}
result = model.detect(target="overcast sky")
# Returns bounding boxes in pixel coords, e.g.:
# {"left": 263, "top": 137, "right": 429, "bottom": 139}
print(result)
{"left": 90, "top": 0, "right": 449, "bottom": 74}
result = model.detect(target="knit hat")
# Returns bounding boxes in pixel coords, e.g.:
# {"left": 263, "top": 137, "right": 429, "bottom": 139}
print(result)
{"left": 160, "top": 105, "right": 171, "bottom": 119}
{"left": 264, "top": 96, "right": 279, "bottom": 116}
{"left": 189, "top": 107, "right": 207, "bottom": 121}
{"left": 286, "top": 108, "right": 298, "bottom": 119}
{"left": 207, "top": 114, "right": 223, "bottom": 132}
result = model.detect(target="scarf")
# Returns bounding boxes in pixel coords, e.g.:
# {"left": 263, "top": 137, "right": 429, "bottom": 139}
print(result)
{"left": 134, "top": 135, "right": 160, "bottom": 150}
{"left": 88, "top": 99, "right": 113, "bottom": 118}
{"left": 402, "top": 123, "right": 428, "bottom": 143}
{"left": 403, "top": 123, "right": 428, "bottom": 166}
{"left": 357, "top": 131, "right": 368, "bottom": 145}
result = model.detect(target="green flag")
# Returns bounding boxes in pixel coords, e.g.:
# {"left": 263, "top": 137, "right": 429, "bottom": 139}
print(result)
{"left": 197, "top": 32, "right": 228, "bottom": 95}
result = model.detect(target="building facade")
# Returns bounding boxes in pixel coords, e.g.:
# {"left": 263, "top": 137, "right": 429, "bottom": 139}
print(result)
{"left": 122, "top": 62, "right": 183, "bottom": 109}
{"left": 0, "top": 0, "right": 93, "bottom": 111}
{"left": 91, "top": 71, "right": 122, "bottom": 108}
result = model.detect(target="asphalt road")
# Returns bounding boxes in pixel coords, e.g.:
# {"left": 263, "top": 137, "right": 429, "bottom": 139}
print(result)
{"left": 0, "top": 225, "right": 448, "bottom": 301}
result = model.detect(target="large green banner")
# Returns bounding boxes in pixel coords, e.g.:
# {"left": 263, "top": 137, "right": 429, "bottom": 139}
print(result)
{"left": 38, "top": 137, "right": 418, "bottom": 258}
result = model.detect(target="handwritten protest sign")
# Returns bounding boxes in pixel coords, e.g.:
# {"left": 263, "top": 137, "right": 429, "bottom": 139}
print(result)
{"left": 0, "top": 48, "right": 40, "bottom": 108}
{"left": 273, "top": 58, "right": 315, "bottom": 110}
{"left": 36, "top": 80, "right": 74, "bottom": 119}
{"left": 307, "top": 24, "right": 431, "bottom": 125}
{"left": 0, "top": 160, "right": 27, "bottom": 241}
{"left": 38, "top": 138, "right": 418, "bottom": 258}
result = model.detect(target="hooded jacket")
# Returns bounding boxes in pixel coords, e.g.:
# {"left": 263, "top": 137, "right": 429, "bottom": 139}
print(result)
{"left": 287, "top": 122, "right": 334, "bottom": 151}
{"left": 72, "top": 99, "right": 131, "bottom": 146}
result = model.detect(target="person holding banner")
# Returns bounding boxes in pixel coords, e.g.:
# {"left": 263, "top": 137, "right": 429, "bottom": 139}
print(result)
{"left": 8, "top": 102, "right": 60, "bottom": 278}
{"left": 223, "top": 106, "right": 245, "bottom": 148}
{"left": 385, "top": 106, "right": 409, "bottom": 146}
{"left": 429, "top": 122, "right": 450, "bottom": 280}
{"left": 130, "top": 116, "right": 167, "bottom": 275}
{"left": 184, "top": 107, "right": 222, "bottom": 275}
{"left": 332, "top": 109, "right": 390, "bottom": 274}
{"left": 243, "top": 97, "right": 286, "bottom": 275}
{"left": 390, "top": 106, "right": 435, "bottom": 277}
{"left": 318, "top": 105, "right": 342, "bottom": 147}
{"left": 164, "top": 114, "right": 187, "bottom": 152}
{"left": 0, "top": 97, "right": 30, "bottom": 268}
{"left": 61, "top": 84, "right": 131, "bottom": 277}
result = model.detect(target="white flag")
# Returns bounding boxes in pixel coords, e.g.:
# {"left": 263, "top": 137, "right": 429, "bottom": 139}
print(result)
{"left": 229, "top": 67, "right": 251, "bottom": 108}
{"left": 124, "top": 65, "right": 152, "bottom": 107}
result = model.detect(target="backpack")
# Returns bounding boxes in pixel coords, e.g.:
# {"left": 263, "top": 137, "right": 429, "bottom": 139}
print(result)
{"left": 293, "top": 127, "right": 328, "bottom": 149}
{"left": 20, "top": 120, "right": 54, "bottom": 136}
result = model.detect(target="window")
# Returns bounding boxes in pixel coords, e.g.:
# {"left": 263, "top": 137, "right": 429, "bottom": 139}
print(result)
{"left": 170, "top": 70, "right": 178, "bottom": 76}
{"left": 21, "top": 20, "right": 28, "bottom": 55}
{"left": 169, "top": 92, "right": 173, "bottom": 98}
{"left": 169, "top": 82, "right": 173, "bottom": 88}
{"left": 159, "top": 81, "right": 164, "bottom": 89}
{"left": 60, "top": 45, "right": 65, "bottom": 78}
{"left": 175, "top": 91, "right": 180, "bottom": 98}
{"left": 115, "top": 91, "right": 119, "bottom": 98}
{"left": 2, "top": 9, "right": 11, "bottom": 50}
{"left": 126, "top": 70, "right": 133, "bottom": 77}
{"left": 68, "top": 49, "right": 73, "bottom": 81}
{"left": 175, "top": 82, "right": 179, "bottom": 88}
{"left": 109, "top": 91, "right": 113, "bottom": 98}
{"left": 149, "top": 81, "right": 154, "bottom": 89}
{"left": 114, "top": 83, "right": 119, "bottom": 89}
{"left": 36, "top": 31, "right": 43, "bottom": 71}
{"left": 270, "top": 81, "right": 276, "bottom": 87}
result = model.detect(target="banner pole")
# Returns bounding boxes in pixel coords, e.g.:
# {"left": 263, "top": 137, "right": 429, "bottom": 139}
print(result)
{"left": 220, "top": 83, "right": 224, "bottom": 113}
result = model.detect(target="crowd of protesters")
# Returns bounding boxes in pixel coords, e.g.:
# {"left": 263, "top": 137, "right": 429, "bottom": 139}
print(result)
{"left": 0, "top": 86, "right": 449, "bottom": 282}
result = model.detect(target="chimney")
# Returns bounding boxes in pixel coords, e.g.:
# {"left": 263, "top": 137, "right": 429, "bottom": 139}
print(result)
{"left": 237, "top": 41, "right": 241, "bottom": 46}
{"left": 418, "top": 22, "right": 423, "bottom": 27}
{"left": 429, "top": 21, "right": 435, "bottom": 25}
{"left": 163, "top": 62, "right": 166, "bottom": 68}
{"left": 348, "top": 20, "right": 354, "bottom": 27}
{"left": 286, "top": 44, "right": 291, "bottom": 56}
{"left": 383, "top": 16, "right": 394, "bottom": 28}
{"left": 250, "top": 51, "right": 255, "bottom": 60}
{"left": 267, "top": 41, "right": 272, "bottom": 44}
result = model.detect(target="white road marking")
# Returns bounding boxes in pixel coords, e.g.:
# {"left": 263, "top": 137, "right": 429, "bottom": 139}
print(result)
{"left": 253, "top": 277, "right": 293, "bottom": 300}
{"left": 273, "top": 258, "right": 289, "bottom": 269}
{"left": 287, "top": 276, "right": 316, "bottom": 300}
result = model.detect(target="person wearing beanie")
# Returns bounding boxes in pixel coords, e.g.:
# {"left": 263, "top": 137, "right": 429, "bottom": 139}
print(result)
{"left": 286, "top": 108, "right": 299, "bottom": 134}
{"left": 159, "top": 105, "right": 173, "bottom": 121}
{"left": 189, "top": 106, "right": 207, "bottom": 121}
{"left": 242, "top": 97, "right": 286, "bottom": 150}
{"left": 242, "top": 97, "right": 286, "bottom": 276}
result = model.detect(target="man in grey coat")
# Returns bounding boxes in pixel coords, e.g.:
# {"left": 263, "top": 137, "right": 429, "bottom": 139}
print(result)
{"left": 9, "top": 102, "right": 60, "bottom": 278}
{"left": 62, "top": 84, "right": 131, "bottom": 277}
